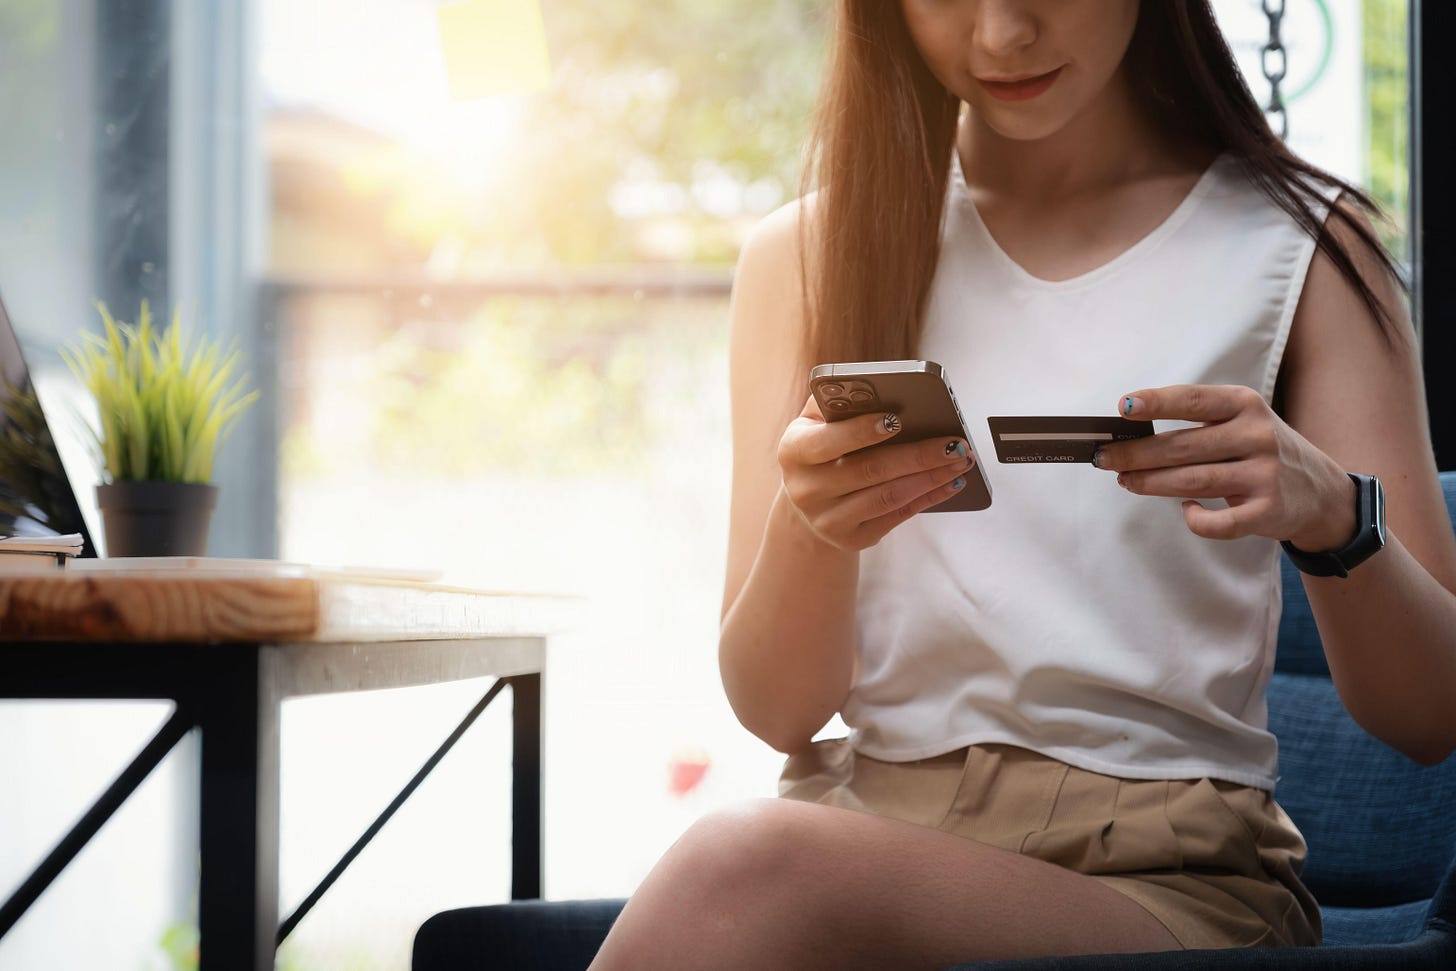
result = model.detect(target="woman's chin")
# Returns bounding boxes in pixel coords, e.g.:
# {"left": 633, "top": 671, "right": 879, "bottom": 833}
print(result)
{"left": 970, "top": 107, "right": 1074, "bottom": 143}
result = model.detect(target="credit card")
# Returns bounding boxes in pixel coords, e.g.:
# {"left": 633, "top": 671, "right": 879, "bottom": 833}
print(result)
{"left": 986, "top": 416, "right": 1154, "bottom": 464}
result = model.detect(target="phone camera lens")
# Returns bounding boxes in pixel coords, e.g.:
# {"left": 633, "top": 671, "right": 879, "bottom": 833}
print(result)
{"left": 849, "top": 389, "right": 874, "bottom": 403}
{"left": 820, "top": 383, "right": 844, "bottom": 397}
{"left": 827, "top": 398, "right": 851, "bottom": 411}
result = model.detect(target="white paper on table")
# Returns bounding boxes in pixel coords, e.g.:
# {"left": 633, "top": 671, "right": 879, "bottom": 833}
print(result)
{"left": 0, "top": 533, "right": 85, "bottom": 555}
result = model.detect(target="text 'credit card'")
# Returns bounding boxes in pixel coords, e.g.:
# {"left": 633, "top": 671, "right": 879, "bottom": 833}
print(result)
{"left": 986, "top": 416, "right": 1154, "bottom": 464}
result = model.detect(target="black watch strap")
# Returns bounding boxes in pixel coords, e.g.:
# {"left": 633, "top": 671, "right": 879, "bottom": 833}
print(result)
{"left": 1280, "top": 473, "right": 1386, "bottom": 578}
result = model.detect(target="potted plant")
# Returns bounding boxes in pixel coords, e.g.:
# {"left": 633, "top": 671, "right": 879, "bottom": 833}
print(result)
{"left": 62, "top": 300, "right": 259, "bottom": 557}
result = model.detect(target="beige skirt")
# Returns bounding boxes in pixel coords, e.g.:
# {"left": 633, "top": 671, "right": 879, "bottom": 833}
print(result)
{"left": 779, "top": 738, "right": 1322, "bottom": 950}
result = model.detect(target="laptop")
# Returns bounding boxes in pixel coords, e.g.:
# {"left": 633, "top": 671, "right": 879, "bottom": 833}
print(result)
{"left": 0, "top": 287, "right": 98, "bottom": 556}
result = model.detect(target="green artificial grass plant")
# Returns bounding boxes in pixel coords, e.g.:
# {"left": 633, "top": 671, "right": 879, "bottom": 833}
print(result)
{"left": 62, "top": 300, "right": 259, "bottom": 484}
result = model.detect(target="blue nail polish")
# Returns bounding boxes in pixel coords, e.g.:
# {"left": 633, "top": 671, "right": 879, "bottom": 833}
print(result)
{"left": 952, "top": 476, "right": 966, "bottom": 490}
{"left": 1123, "top": 396, "right": 1134, "bottom": 416}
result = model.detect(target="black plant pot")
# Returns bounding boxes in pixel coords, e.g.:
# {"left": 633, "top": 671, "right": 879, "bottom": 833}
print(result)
{"left": 96, "top": 481, "right": 219, "bottom": 557}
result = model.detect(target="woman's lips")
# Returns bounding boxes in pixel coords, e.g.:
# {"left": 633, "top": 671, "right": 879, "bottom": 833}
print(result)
{"left": 977, "top": 67, "right": 1063, "bottom": 102}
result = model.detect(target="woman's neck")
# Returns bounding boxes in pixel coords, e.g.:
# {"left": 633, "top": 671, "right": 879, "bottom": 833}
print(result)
{"left": 960, "top": 67, "right": 1193, "bottom": 201}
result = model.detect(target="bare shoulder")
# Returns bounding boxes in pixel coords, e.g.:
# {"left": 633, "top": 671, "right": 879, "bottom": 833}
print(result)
{"left": 732, "top": 194, "right": 816, "bottom": 333}
{"left": 729, "top": 194, "right": 820, "bottom": 406}
{"left": 1321, "top": 195, "right": 1403, "bottom": 297}
{"left": 743, "top": 194, "right": 810, "bottom": 254}
{"left": 1283, "top": 195, "right": 1409, "bottom": 385}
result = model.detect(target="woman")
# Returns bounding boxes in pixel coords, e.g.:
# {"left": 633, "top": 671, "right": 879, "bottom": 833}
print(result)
{"left": 591, "top": 2, "right": 1456, "bottom": 967}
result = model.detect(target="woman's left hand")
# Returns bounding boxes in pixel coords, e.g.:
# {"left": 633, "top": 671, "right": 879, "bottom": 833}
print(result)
{"left": 1092, "top": 384, "right": 1357, "bottom": 551}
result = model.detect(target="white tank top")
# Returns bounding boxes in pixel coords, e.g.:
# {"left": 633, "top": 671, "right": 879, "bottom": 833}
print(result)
{"left": 844, "top": 150, "right": 1338, "bottom": 791}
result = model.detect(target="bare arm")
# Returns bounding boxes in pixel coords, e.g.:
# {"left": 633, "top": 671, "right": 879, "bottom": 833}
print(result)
{"left": 719, "top": 201, "right": 860, "bottom": 754}
{"left": 1098, "top": 201, "right": 1456, "bottom": 765}
{"left": 719, "top": 202, "right": 973, "bottom": 754}
{"left": 1276, "top": 205, "right": 1456, "bottom": 764}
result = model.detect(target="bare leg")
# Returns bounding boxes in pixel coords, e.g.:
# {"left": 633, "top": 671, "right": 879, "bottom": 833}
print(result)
{"left": 589, "top": 797, "right": 1182, "bottom": 971}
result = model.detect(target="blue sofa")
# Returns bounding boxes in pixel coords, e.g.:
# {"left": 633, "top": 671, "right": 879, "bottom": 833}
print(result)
{"left": 413, "top": 471, "right": 1456, "bottom": 970}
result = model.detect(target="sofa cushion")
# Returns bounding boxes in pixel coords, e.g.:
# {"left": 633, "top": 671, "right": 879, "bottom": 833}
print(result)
{"left": 1269, "top": 672, "right": 1456, "bottom": 907}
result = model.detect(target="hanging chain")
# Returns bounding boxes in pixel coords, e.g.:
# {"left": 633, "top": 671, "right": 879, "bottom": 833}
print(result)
{"left": 1261, "top": 0, "right": 1289, "bottom": 140}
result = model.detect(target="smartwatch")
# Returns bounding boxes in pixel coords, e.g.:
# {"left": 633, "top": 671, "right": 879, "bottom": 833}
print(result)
{"left": 1280, "top": 472, "right": 1386, "bottom": 579}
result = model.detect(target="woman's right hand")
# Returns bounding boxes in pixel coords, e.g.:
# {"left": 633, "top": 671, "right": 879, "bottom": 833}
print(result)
{"left": 778, "top": 395, "right": 976, "bottom": 551}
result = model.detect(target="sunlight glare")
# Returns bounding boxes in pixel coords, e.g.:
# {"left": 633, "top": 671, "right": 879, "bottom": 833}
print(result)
{"left": 262, "top": 0, "right": 536, "bottom": 195}
{"left": 437, "top": 0, "right": 551, "bottom": 99}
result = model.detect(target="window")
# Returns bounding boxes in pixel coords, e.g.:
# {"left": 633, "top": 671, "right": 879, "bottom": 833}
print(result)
{"left": 263, "top": 0, "right": 823, "bottom": 964}
{"left": 0, "top": 2, "right": 1441, "bottom": 968}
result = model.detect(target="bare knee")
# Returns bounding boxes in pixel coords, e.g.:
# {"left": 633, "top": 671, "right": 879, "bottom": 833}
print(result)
{"left": 655, "top": 798, "right": 819, "bottom": 904}
{"left": 590, "top": 799, "right": 829, "bottom": 970}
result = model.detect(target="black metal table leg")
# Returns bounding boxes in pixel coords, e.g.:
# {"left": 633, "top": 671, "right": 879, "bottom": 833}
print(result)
{"left": 510, "top": 672, "right": 542, "bottom": 899}
{"left": 277, "top": 679, "right": 509, "bottom": 944}
{"left": 196, "top": 645, "right": 281, "bottom": 971}
{"left": 2, "top": 635, "right": 546, "bottom": 963}
{"left": 0, "top": 704, "right": 193, "bottom": 935}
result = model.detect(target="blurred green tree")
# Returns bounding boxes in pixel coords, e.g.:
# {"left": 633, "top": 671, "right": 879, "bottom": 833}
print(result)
{"left": 483, "top": 0, "right": 828, "bottom": 265}
{"left": 1363, "top": 0, "right": 1409, "bottom": 261}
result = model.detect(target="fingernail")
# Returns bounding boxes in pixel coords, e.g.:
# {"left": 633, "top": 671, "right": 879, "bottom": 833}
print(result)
{"left": 883, "top": 414, "right": 901, "bottom": 434}
{"left": 1091, "top": 447, "right": 1104, "bottom": 469}
{"left": 1116, "top": 473, "right": 1128, "bottom": 488}
{"left": 952, "top": 476, "right": 966, "bottom": 490}
{"left": 1122, "top": 396, "right": 1141, "bottom": 416}
{"left": 945, "top": 440, "right": 966, "bottom": 457}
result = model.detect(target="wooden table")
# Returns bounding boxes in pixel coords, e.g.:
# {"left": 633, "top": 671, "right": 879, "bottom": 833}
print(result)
{"left": 0, "top": 565, "right": 572, "bottom": 971}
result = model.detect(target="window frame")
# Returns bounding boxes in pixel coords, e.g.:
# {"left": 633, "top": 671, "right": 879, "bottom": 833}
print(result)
{"left": 1411, "top": 0, "right": 1454, "bottom": 469}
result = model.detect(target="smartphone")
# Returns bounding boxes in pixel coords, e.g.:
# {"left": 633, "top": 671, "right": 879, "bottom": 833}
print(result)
{"left": 809, "top": 360, "right": 992, "bottom": 512}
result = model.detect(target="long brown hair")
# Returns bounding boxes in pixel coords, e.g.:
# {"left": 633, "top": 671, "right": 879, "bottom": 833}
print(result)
{"left": 799, "top": 0, "right": 1405, "bottom": 371}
